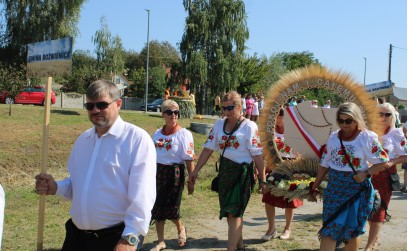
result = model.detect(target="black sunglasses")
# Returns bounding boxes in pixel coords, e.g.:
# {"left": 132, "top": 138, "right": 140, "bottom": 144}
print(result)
{"left": 84, "top": 99, "right": 117, "bottom": 111}
{"left": 337, "top": 118, "right": 354, "bottom": 125}
{"left": 222, "top": 105, "right": 235, "bottom": 111}
{"left": 379, "top": 112, "right": 392, "bottom": 118}
{"left": 163, "top": 110, "right": 179, "bottom": 116}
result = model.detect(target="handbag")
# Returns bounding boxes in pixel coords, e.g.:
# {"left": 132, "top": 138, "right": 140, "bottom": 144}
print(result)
{"left": 339, "top": 137, "right": 381, "bottom": 217}
{"left": 388, "top": 171, "right": 402, "bottom": 191}
{"left": 210, "top": 118, "right": 245, "bottom": 192}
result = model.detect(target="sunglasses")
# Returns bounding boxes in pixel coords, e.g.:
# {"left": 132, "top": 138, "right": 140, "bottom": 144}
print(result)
{"left": 84, "top": 99, "right": 117, "bottom": 111}
{"left": 379, "top": 112, "right": 392, "bottom": 118}
{"left": 163, "top": 110, "right": 179, "bottom": 116}
{"left": 222, "top": 105, "right": 235, "bottom": 111}
{"left": 337, "top": 118, "right": 354, "bottom": 125}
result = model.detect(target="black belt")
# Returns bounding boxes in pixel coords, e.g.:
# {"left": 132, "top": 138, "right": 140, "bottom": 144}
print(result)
{"left": 79, "top": 222, "right": 125, "bottom": 238}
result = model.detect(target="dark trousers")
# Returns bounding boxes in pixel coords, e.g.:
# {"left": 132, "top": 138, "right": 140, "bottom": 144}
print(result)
{"left": 61, "top": 219, "right": 128, "bottom": 251}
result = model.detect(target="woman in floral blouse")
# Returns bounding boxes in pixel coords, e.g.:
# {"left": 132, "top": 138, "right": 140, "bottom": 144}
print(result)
{"left": 311, "top": 102, "right": 393, "bottom": 251}
{"left": 261, "top": 109, "right": 303, "bottom": 241}
{"left": 150, "top": 100, "right": 195, "bottom": 251}
{"left": 189, "top": 91, "right": 266, "bottom": 251}
{"left": 365, "top": 102, "right": 407, "bottom": 251}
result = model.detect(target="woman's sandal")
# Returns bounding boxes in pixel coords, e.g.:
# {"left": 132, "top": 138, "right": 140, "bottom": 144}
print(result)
{"left": 178, "top": 227, "right": 187, "bottom": 247}
{"left": 150, "top": 241, "right": 166, "bottom": 251}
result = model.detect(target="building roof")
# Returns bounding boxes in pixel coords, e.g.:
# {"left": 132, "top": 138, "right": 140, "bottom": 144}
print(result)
{"left": 393, "top": 87, "right": 407, "bottom": 101}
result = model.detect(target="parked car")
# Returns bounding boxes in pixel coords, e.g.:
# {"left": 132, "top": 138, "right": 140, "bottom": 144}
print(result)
{"left": 0, "top": 86, "right": 56, "bottom": 106}
{"left": 140, "top": 98, "right": 164, "bottom": 112}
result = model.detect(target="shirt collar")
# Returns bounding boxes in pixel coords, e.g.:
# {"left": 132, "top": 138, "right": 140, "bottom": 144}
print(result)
{"left": 86, "top": 116, "right": 124, "bottom": 139}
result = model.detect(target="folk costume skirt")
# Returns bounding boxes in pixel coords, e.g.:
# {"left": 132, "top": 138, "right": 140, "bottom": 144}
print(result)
{"left": 370, "top": 165, "right": 397, "bottom": 222}
{"left": 319, "top": 169, "right": 374, "bottom": 242}
{"left": 151, "top": 163, "right": 185, "bottom": 222}
{"left": 218, "top": 157, "right": 255, "bottom": 219}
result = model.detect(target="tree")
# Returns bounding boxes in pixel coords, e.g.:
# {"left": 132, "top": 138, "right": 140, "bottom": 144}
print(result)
{"left": 180, "top": 0, "right": 249, "bottom": 114}
{"left": 92, "top": 16, "right": 125, "bottom": 75}
{"left": 0, "top": 0, "right": 85, "bottom": 64}
{"left": 0, "top": 63, "right": 27, "bottom": 115}
{"left": 238, "top": 54, "right": 270, "bottom": 95}
{"left": 280, "top": 51, "right": 319, "bottom": 71}
{"left": 140, "top": 40, "right": 181, "bottom": 69}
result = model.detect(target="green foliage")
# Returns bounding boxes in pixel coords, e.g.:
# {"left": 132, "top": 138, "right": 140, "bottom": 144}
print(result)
{"left": 0, "top": 0, "right": 85, "bottom": 64}
{"left": 130, "top": 66, "right": 166, "bottom": 99}
{"left": 238, "top": 54, "right": 270, "bottom": 94}
{"left": 180, "top": 0, "right": 248, "bottom": 113}
{"left": 92, "top": 16, "right": 126, "bottom": 75}
{"left": 0, "top": 63, "right": 26, "bottom": 97}
{"left": 140, "top": 40, "right": 181, "bottom": 69}
{"left": 280, "top": 51, "right": 320, "bottom": 71}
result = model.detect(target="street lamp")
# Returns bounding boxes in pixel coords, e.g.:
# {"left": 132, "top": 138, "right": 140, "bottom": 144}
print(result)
{"left": 363, "top": 57, "right": 367, "bottom": 85}
{"left": 144, "top": 9, "right": 150, "bottom": 113}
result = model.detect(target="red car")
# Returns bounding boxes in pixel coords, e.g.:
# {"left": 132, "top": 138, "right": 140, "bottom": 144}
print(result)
{"left": 0, "top": 86, "right": 56, "bottom": 106}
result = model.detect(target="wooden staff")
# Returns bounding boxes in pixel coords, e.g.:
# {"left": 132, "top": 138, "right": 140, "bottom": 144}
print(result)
{"left": 37, "top": 77, "right": 52, "bottom": 251}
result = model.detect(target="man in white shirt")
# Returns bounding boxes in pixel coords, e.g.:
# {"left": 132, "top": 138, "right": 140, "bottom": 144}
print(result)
{"left": 35, "top": 80, "right": 156, "bottom": 251}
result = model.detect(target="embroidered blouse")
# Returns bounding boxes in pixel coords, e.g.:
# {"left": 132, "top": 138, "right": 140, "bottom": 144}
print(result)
{"left": 382, "top": 128, "right": 407, "bottom": 159}
{"left": 320, "top": 129, "right": 389, "bottom": 172}
{"left": 152, "top": 128, "right": 196, "bottom": 165}
{"left": 203, "top": 118, "right": 262, "bottom": 163}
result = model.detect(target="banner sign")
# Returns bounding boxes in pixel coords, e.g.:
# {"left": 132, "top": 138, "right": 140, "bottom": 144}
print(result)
{"left": 364, "top": 81, "right": 392, "bottom": 93}
{"left": 27, "top": 37, "right": 73, "bottom": 77}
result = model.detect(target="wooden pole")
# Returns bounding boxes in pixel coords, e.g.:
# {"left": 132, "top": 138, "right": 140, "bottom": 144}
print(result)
{"left": 37, "top": 76, "right": 52, "bottom": 251}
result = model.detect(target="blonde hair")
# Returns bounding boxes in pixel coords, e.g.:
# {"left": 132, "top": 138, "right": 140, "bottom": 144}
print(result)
{"left": 337, "top": 102, "right": 367, "bottom": 130}
{"left": 378, "top": 102, "right": 396, "bottom": 129}
{"left": 222, "top": 91, "right": 242, "bottom": 107}
{"left": 161, "top": 99, "right": 179, "bottom": 111}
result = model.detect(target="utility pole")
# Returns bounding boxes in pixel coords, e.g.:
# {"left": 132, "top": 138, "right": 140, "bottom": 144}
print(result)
{"left": 363, "top": 57, "right": 367, "bottom": 85}
{"left": 388, "top": 44, "right": 392, "bottom": 83}
{"left": 144, "top": 9, "right": 150, "bottom": 113}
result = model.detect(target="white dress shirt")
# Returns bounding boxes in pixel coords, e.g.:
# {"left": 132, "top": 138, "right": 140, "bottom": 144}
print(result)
{"left": 56, "top": 116, "right": 157, "bottom": 236}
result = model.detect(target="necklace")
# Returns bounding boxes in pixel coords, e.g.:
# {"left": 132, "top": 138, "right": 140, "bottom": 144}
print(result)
{"left": 223, "top": 117, "right": 242, "bottom": 135}
{"left": 339, "top": 128, "right": 359, "bottom": 141}
{"left": 384, "top": 125, "right": 391, "bottom": 135}
{"left": 162, "top": 123, "right": 178, "bottom": 135}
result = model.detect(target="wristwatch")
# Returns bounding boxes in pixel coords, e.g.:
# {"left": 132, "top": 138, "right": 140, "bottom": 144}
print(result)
{"left": 122, "top": 234, "right": 139, "bottom": 246}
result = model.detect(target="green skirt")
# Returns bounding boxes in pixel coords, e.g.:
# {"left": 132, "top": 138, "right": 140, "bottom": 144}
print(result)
{"left": 218, "top": 157, "right": 255, "bottom": 219}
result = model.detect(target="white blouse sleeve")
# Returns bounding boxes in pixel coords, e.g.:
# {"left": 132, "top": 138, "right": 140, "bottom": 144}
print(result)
{"left": 179, "top": 129, "right": 196, "bottom": 161}
{"left": 390, "top": 128, "right": 407, "bottom": 157}
{"left": 245, "top": 120, "right": 262, "bottom": 156}
{"left": 362, "top": 130, "right": 389, "bottom": 164}
{"left": 319, "top": 132, "right": 335, "bottom": 168}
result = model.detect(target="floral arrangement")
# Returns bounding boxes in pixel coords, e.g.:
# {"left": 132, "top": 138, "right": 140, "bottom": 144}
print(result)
{"left": 266, "top": 174, "right": 327, "bottom": 202}
{"left": 265, "top": 157, "right": 326, "bottom": 201}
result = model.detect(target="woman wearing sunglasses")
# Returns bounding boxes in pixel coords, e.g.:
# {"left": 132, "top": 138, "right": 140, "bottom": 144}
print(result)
{"left": 189, "top": 91, "right": 266, "bottom": 251}
{"left": 364, "top": 102, "right": 407, "bottom": 251}
{"left": 310, "top": 102, "right": 393, "bottom": 251}
{"left": 150, "top": 100, "right": 196, "bottom": 251}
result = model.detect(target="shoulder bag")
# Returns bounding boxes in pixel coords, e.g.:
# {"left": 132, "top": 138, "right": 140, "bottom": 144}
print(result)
{"left": 211, "top": 118, "right": 245, "bottom": 192}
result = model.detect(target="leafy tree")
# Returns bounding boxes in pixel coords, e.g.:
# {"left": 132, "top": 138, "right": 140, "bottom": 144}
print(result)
{"left": 140, "top": 40, "right": 181, "bottom": 69}
{"left": 238, "top": 54, "right": 269, "bottom": 95}
{"left": 0, "top": 63, "right": 27, "bottom": 114}
{"left": 281, "top": 51, "right": 319, "bottom": 71}
{"left": 92, "top": 16, "right": 125, "bottom": 75}
{"left": 180, "top": 0, "right": 249, "bottom": 114}
{"left": 0, "top": 0, "right": 85, "bottom": 64}
{"left": 129, "top": 66, "right": 166, "bottom": 99}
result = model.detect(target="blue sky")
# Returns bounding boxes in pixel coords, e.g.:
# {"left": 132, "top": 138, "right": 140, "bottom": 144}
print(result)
{"left": 75, "top": 0, "right": 407, "bottom": 88}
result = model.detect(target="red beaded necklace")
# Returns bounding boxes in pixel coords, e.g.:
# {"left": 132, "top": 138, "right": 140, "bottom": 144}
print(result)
{"left": 384, "top": 125, "right": 391, "bottom": 135}
{"left": 162, "top": 123, "right": 178, "bottom": 135}
{"left": 340, "top": 128, "right": 359, "bottom": 141}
